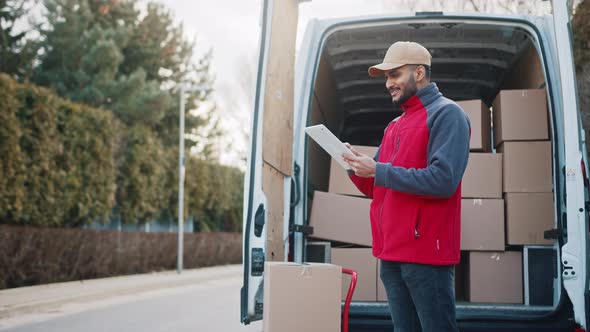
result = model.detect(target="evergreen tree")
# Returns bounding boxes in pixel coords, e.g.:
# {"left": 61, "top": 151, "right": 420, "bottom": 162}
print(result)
{"left": 573, "top": 0, "right": 590, "bottom": 70}
{"left": 1, "top": 0, "right": 241, "bottom": 229}
{"left": 0, "top": 0, "right": 39, "bottom": 79}
{"left": 33, "top": 0, "right": 217, "bottom": 223}
{"left": 573, "top": 0, "right": 590, "bottom": 157}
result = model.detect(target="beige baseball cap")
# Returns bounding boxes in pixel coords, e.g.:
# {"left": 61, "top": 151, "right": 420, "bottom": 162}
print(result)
{"left": 368, "top": 41, "right": 432, "bottom": 77}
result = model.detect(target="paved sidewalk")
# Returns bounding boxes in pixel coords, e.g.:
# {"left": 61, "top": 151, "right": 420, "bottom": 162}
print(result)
{"left": 0, "top": 264, "right": 243, "bottom": 320}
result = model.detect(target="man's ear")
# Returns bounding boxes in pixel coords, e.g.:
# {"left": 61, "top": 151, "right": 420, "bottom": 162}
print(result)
{"left": 415, "top": 65, "right": 425, "bottom": 82}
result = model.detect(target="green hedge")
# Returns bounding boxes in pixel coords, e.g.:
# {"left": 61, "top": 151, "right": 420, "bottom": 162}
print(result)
{"left": 0, "top": 74, "right": 244, "bottom": 230}
{"left": 0, "top": 74, "right": 117, "bottom": 227}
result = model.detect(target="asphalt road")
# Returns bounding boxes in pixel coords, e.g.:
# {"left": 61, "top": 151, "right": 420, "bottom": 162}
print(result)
{"left": 0, "top": 272, "right": 262, "bottom": 332}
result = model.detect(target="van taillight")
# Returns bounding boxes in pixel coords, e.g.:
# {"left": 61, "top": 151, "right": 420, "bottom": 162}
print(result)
{"left": 574, "top": 328, "right": 586, "bottom": 332}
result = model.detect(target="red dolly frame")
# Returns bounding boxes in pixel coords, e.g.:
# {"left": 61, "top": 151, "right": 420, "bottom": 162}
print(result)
{"left": 341, "top": 268, "right": 358, "bottom": 332}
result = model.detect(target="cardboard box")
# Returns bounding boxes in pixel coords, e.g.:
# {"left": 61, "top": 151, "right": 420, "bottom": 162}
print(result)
{"left": 462, "top": 153, "right": 502, "bottom": 198}
{"left": 467, "top": 251, "right": 523, "bottom": 304}
{"left": 377, "top": 260, "right": 387, "bottom": 302}
{"left": 461, "top": 199, "right": 505, "bottom": 251}
{"left": 309, "top": 191, "right": 372, "bottom": 247}
{"left": 457, "top": 100, "right": 491, "bottom": 152}
{"left": 492, "top": 89, "right": 549, "bottom": 147}
{"left": 497, "top": 141, "right": 552, "bottom": 193}
{"left": 332, "top": 248, "right": 377, "bottom": 302}
{"left": 263, "top": 262, "right": 342, "bottom": 332}
{"left": 505, "top": 193, "right": 555, "bottom": 245}
{"left": 329, "top": 145, "right": 379, "bottom": 196}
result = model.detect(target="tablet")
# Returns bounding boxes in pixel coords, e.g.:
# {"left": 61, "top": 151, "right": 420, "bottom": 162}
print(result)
{"left": 304, "top": 124, "right": 353, "bottom": 170}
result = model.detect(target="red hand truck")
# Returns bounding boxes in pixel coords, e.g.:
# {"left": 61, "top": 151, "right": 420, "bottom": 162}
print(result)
{"left": 341, "top": 268, "right": 358, "bottom": 332}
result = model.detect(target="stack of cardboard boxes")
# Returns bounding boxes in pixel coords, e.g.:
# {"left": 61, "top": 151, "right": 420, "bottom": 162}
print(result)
{"left": 457, "top": 89, "right": 555, "bottom": 304}
{"left": 306, "top": 89, "right": 555, "bottom": 305}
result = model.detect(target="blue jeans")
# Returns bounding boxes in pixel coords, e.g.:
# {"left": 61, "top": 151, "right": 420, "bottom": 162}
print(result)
{"left": 379, "top": 260, "right": 458, "bottom": 332}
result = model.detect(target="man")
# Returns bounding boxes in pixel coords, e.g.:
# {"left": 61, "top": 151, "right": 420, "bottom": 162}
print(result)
{"left": 342, "top": 41, "right": 470, "bottom": 332}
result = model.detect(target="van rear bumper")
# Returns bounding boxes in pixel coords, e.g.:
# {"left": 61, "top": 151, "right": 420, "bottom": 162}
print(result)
{"left": 346, "top": 318, "right": 575, "bottom": 332}
{"left": 343, "top": 301, "right": 576, "bottom": 332}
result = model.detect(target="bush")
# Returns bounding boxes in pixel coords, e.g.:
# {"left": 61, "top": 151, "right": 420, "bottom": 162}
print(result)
{"left": 0, "top": 225, "right": 242, "bottom": 289}
{"left": 0, "top": 74, "right": 117, "bottom": 227}
{"left": 115, "top": 124, "right": 168, "bottom": 224}
{"left": 573, "top": 0, "right": 590, "bottom": 154}
{"left": 573, "top": 0, "right": 590, "bottom": 70}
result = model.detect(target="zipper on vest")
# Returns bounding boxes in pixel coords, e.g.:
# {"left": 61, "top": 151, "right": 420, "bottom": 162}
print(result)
{"left": 378, "top": 113, "right": 406, "bottom": 247}
{"left": 392, "top": 137, "right": 401, "bottom": 163}
{"left": 414, "top": 206, "right": 421, "bottom": 239}
{"left": 390, "top": 114, "right": 405, "bottom": 164}
{"left": 379, "top": 200, "right": 385, "bottom": 240}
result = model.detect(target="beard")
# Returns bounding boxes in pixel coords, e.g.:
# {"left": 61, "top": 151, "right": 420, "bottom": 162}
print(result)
{"left": 391, "top": 75, "right": 418, "bottom": 106}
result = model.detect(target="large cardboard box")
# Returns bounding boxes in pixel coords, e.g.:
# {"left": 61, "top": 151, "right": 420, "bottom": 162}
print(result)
{"left": 309, "top": 191, "right": 372, "bottom": 247}
{"left": 461, "top": 199, "right": 505, "bottom": 251}
{"left": 497, "top": 141, "right": 552, "bottom": 193}
{"left": 332, "top": 248, "right": 377, "bottom": 302}
{"left": 462, "top": 153, "right": 502, "bottom": 198}
{"left": 457, "top": 100, "right": 491, "bottom": 152}
{"left": 492, "top": 89, "right": 549, "bottom": 147}
{"left": 467, "top": 251, "right": 523, "bottom": 304}
{"left": 263, "top": 262, "right": 342, "bottom": 332}
{"left": 329, "top": 145, "right": 379, "bottom": 196}
{"left": 505, "top": 193, "right": 555, "bottom": 245}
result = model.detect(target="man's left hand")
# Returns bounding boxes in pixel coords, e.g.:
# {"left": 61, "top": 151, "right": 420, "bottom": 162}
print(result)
{"left": 342, "top": 146, "right": 377, "bottom": 178}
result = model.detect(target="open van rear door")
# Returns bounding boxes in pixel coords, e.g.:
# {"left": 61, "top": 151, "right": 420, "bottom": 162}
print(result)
{"left": 240, "top": 0, "right": 300, "bottom": 324}
{"left": 552, "top": 0, "right": 589, "bottom": 329}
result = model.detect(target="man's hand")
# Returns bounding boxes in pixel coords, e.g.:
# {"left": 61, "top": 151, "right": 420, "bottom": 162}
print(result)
{"left": 342, "top": 143, "right": 376, "bottom": 178}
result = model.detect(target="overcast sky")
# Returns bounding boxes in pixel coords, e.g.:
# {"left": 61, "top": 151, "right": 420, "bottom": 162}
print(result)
{"left": 160, "top": 0, "right": 398, "bottom": 168}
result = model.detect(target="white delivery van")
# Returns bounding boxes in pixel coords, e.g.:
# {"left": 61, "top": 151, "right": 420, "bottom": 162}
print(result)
{"left": 242, "top": 1, "right": 590, "bottom": 331}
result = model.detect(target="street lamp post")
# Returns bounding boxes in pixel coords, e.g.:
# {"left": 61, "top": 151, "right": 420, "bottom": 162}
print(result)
{"left": 177, "top": 83, "right": 209, "bottom": 274}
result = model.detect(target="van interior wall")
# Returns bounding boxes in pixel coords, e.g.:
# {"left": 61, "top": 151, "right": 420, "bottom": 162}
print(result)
{"left": 500, "top": 43, "right": 545, "bottom": 91}
{"left": 307, "top": 49, "right": 344, "bottom": 204}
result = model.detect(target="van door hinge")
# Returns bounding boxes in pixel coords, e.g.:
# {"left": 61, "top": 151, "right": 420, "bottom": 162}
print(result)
{"left": 251, "top": 248, "right": 265, "bottom": 277}
{"left": 544, "top": 228, "right": 563, "bottom": 240}
{"left": 255, "top": 302, "right": 263, "bottom": 315}
{"left": 289, "top": 224, "right": 314, "bottom": 235}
